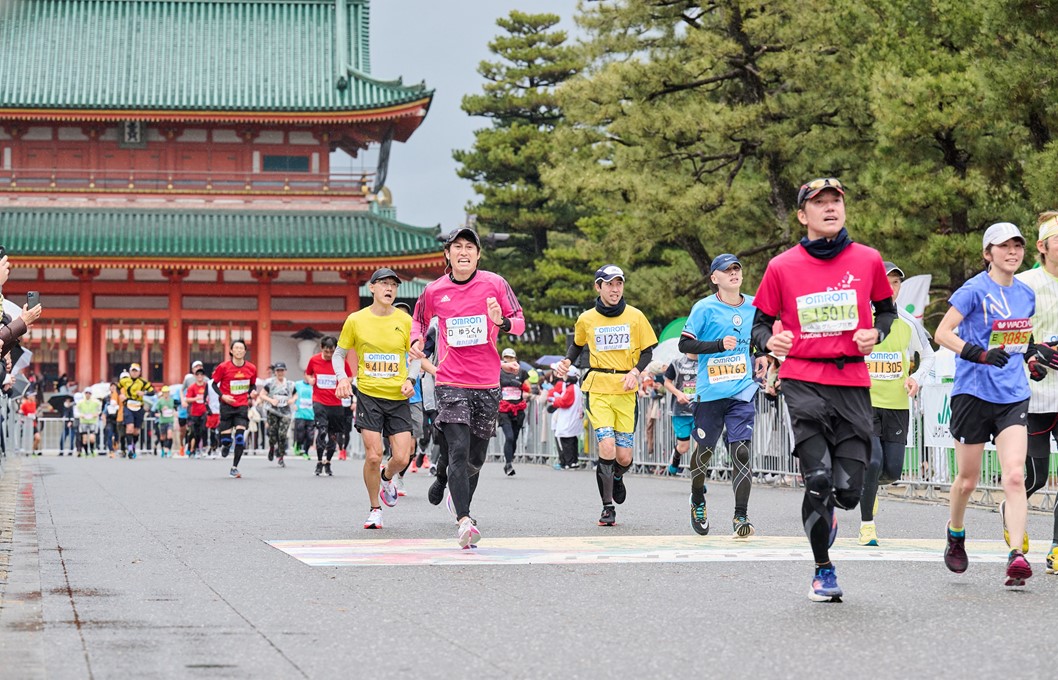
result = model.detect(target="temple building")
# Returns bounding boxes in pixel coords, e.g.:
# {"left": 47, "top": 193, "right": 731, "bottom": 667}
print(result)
{"left": 0, "top": 0, "right": 443, "bottom": 387}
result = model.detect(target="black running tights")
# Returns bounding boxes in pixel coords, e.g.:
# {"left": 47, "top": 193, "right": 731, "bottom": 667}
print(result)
{"left": 860, "top": 436, "right": 905, "bottom": 521}
{"left": 798, "top": 433, "right": 866, "bottom": 565}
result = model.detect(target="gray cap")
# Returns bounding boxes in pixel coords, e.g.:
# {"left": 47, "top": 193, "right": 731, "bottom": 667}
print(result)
{"left": 882, "top": 261, "right": 904, "bottom": 278}
{"left": 983, "top": 222, "right": 1025, "bottom": 249}
{"left": 273, "top": 362, "right": 287, "bottom": 370}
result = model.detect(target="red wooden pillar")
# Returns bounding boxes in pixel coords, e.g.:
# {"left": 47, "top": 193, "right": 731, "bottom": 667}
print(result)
{"left": 339, "top": 270, "right": 362, "bottom": 315}
{"left": 252, "top": 269, "right": 276, "bottom": 368}
{"left": 163, "top": 268, "right": 187, "bottom": 384}
{"left": 73, "top": 267, "right": 98, "bottom": 387}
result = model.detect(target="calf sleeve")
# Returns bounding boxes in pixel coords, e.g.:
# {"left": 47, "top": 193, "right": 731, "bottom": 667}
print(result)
{"left": 730, "top": 440, "right": 753, "bottom": 517}
{"left": 689, "top": 442, "right": 714, "bottom": 505}
{"left": 596, "top": 459, "right": 615, "bottom": 505}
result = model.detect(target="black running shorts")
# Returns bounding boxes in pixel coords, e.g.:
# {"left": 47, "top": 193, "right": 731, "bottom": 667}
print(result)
{"left": 355, "top": 392, "right": 413, "bottom": 437}
{"left": 949, "top": 394, "right": 1028, "bottom": 446}
{"left": 435, "top": 385, "right": 501, "bottom": 440}
{"left": 781, "top": 379, "right": 872, "bottom": 462}
{"left": 872, "top": 407, "right": 910, "bottom": 446}
{"left": 218, "top": 403, "right": 249, "bottom": 432}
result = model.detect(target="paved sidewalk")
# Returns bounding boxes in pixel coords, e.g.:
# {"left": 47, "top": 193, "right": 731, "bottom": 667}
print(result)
{"left": 0, "top": 454, "right": 1055, "bottom": 679}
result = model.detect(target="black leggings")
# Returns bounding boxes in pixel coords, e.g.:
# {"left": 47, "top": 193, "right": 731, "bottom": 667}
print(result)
{"left": 861, "top": 436, "right": 905, "bottom": 521}
{"left": 499, "top": 410, "right": 525, "bottom": 464}
{"left": 798, "top": 433, "right": 866, "bottom": 565}
{"left": 442, "top": 423, "right": 488, "bottom": 519}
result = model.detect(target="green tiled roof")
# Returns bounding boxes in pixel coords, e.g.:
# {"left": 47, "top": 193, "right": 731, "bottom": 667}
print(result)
{"left": 1, "top": 208, "right": 442, "bottom": 261}
{"left": 0, "top": 0, "right": 431, "bottom": 114}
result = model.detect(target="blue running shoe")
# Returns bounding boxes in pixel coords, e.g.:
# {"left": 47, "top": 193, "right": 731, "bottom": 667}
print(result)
{"left": 809, "top": 566, "right": 843, "bottom": 602}
{"left": 666, "top": 464, "right": 680, "bottom": 476}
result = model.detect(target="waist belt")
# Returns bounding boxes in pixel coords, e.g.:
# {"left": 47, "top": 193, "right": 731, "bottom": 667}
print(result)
{"left": 801, "top": 355, "right": 865, "bottom": 369}
{"left": 586, "top": 367, "right": 631, "bottom": 375}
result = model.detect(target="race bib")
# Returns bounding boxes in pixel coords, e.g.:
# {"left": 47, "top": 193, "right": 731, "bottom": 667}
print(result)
{"left": 706, "top": 355, "right": 747, "bottom": 384}
{"left": 594, "top": 324, "right": 631, "bottom": 351}
{"left": 316, "top": 374, "right": 337, "bottom": 390}
{"left": 364, "top": 352, "right": 401, "bottom": 379}
{"left": 502, "top": 386, "right": 523, "bottom": 401}
{"left": 126, "top": 400, "right": 142, "bottom": 411}
{"left": 299, "top": 397, "right": 313, "bottom": 410}
{"left": 796, "top": 290, "right": 859, "bottom": 333}
{"left": 867, "top": 351, "right": 903, "bottom": 381}
{"left": 230, "top": 379, "right": 251, "bottom": 395}
{"left": 988, "top": 318, "right": 1032, "bottom": 353}
{"left": 161, "top": 407, "right": 174, "bottom": 418}
{"left": 341, "top": 397, "right": 352, "bottom": 407}
{"left": 446, "top": 315, "right": 488, "bottom": 347}
{"left": 682, "top": 378, "right": 697, "bottom": 395}
{"left": 107, "top": 403, "right": 118, "bottom": 415}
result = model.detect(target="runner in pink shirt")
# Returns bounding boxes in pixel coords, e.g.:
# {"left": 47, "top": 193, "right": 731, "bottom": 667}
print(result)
{"left": 410, "top": 227, "right": 525, "bottom": 548}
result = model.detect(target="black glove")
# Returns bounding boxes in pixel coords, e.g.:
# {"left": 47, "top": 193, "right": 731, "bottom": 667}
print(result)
{"left": 1029, "top": 358, "right": 1048, "bottom": 382}
{"left": 1032, "top": 342, "right": 1058, "bottom": 369}
{"left": 960, "top": 343, "right": 1010, "bottom": 368}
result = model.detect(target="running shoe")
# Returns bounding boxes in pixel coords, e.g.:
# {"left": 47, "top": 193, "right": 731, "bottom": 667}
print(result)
{"left": 409, "top": 459, "right": 418, "bottom": 473}
{"left": 364, "top": 508, "right": 383, "bottom": 530}
{"left": 268, "top": 448, "right": 274, "bottom": 462}
{"left": 613, "top": 475, "right": 627, "bottom": 505}
{"left": 504, "top": 462, "right": 516, "bottom": 477}
{"left": 277, "top": 457, "right": 286, "bottom": 468}
{"left": 422, "top": 454, "right": 431, "bottom": 470}
{"left": 666, "top": 464, "right": 680, "bottom": 476}
{"left": 338, "top": 449, "right": 348, "bottom": 461}
{"left": 314, "top": 462, "right": 323, "bottom": 476}
{"left": 828, "top": 511, "right": 838, "bottom": 549}
{"left": 598, "top": 504, "right": 616, "bottom": 527}
{"left": 1046, "top": 545, "right": 1057, "bottom": 574}
{"left": 999, "top": 500, "right": 1030, "bottom": 553}
{"left": 732, "top": 515, "right": 755, "bottom": 538}
{"left": 458, "top": 517, "right": 481, "bottom": 548}
{"left": 444, "top": 491, "right": 457, "bottom": 520}
{"left": 324, "top": 463, "right": 333, "bottom": 477}
{"left": 428, "top": 478, "right": 445, "bottom": 506}
{"left": 690, "top": 496, "right": 709, "bottom": 535}
{"left": 1005, "top": 550, "right": 1032, "bottom": 587}
{"left": 858, "top": 523, "right": 878, "bottom": 547}
{"left": 395, "top": 476, "right": 406, "bottom": 497}
{"left": 808, "top": 566, "right": 843, "bottom": 602}
{"left": 380, "top": 478, "right": 399, "bottom": 507}
{"left": 229, "top": 467, "right": 241, "bottom": 479}
{"left": 944, "top": 523, "right": 968, "bottom": 574}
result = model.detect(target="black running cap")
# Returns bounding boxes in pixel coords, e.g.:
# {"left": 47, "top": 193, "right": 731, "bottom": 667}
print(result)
{"left": 444, "top": 227, "right": 482, "bottom": 248}
{"left": 369, "top": 267, "right": 402, "bottom": 284}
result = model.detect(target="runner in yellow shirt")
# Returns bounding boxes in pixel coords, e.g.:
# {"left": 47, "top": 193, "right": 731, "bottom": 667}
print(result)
{"left": 334, "top": 267, "right": 418, "bottom": 530}
{"left": 555, "top": 265, "right": 658, "bottom": 526}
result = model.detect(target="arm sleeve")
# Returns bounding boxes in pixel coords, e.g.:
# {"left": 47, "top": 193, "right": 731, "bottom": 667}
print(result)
{"left": 664, "top": 364, "right": 676, "bottom": 382}
{"left": 678, "top": 334, "right": 725, "bottom": 355}
{"left": 751, "top": 308, "right": 776, "bottom": 352}
{"left": 564, "top": 338, "right": 586, "bottom": 365}
{"left": 635, "top": 345, "right": 655, "bottom": 373}
{"left": 873, "top": 297, "right": 898, "bottom": 340}
{"left": 332, "top": 347, "right": 351, "bottom": 380}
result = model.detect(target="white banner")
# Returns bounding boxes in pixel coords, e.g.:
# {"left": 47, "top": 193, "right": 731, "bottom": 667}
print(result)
{"left": 896, "top": 274, "right": 931, "bottom": 320}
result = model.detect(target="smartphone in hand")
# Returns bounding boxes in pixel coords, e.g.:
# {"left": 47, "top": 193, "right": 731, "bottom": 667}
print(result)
{"left": 27, "top": 291, "right": 40, "bottom": 309}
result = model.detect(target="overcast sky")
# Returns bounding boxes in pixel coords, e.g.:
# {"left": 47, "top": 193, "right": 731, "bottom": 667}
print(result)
{"left": 330, "top": 1, "right": 580, "bottom": 231}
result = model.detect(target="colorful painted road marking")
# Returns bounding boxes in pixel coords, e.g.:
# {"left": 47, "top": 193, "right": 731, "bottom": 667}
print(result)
{"left": 267, "top": 535, "right": 1014, "bottom": 567}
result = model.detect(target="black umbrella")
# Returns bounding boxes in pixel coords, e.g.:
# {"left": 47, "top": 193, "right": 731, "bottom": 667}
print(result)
{"left": 48, "top": 394, "right": 75, "bottom": 412}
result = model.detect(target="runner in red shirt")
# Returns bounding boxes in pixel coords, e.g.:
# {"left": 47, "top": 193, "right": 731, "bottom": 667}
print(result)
{"left": 751, "top": 177, "right": 896, "bottom": 602}
{"left": 182, "top": 368, "right": 209, "bottom": 457}
{"left": 304, "top": 336, "right": 353, "bottom": 477}
{"left": 211, "top": 339, "right": 258, "bottom": 478}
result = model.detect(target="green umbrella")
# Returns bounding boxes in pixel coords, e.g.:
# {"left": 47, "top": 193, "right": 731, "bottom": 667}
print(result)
{"left": 658, "top": 317, "right": 688, "bottom": 343}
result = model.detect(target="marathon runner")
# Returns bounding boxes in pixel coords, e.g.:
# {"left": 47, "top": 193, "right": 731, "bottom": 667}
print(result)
{"left": 293, "top": 375, "right": 315, "bottom": 458}
{"left": 936, "top": 221, "right": 1056, "bottom": 587}
{"left": 118, "top": 362, "right": 155, "bottom": 460}
{"left": 305, "top": 336, "right": 352, "bottom": 477}
{"left": 750, "top": 178, "right": 896, "bottom": 602}
{"left": 334, "top": 267, "right": 417, "bottom": 529}
{"left": 678, "top": 253, "right": 763, "bottom": 537}
{"left": 859, "top": 261, "right": 935, "bottom": 546}
{"left": 410, "top": 227, "right": 525, "bottom": 548}
{"left": 554, "top": 264, "right": 658, "bottom": 527}
{"left": 1015, "top": 211, "right": 1058, "bottom": 574}
{"left": 152, "top": 386, "right": 176, "bottom": 457}
{"left": 75, "top": 387, "right": 101, "bottom": 457}
{"left": 211, "top": 339, "right": 258, "bottom": 478}
{"left": 183, "top": 368, "right": 208, "bottom": 457}
{"left": 260, "top": 361, "right": 296, "bottom": 468}
{"left": 498, "top": 347, "right": 530, "bottom": 477}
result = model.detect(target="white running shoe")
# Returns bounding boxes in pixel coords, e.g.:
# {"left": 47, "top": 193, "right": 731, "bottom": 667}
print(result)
{"left": 395, "top": 476, "right": 407, "bottom": 497}
{"left": 458, "top": 517, "right": 480, "bottom": 548}
{"left": 364, "top": 508, "right": 383, "bottom": 529}
{"left": 379, "top": 478, "right": 399, "bottom": 507}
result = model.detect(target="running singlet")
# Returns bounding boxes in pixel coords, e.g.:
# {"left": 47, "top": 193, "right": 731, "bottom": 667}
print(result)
{"left": 663, "top": 355, "right": 698, "bottom": 417}
{"left": 184, "top": 383, "right": 208, "bottom": 417}
{"left": 753, "top": 243, "right": 892, "bottom": 387}
{"left": 868, "top": 315, "right": 912, "bottom": 410}
{"left": 950, "top": 270, "right": 1034, "bottom": 404}
{"left": 294, "top": 381, "right": 314, "bottom": 420}
{"left": 336, "top": 307, "right": 411, "bottom": 401}
{"left": 211, "top": 361, "right": 258, "bottom": 408}
{"left": 682, "top": 293, "right": 757, "bottom": 401}
{"left": 305, "top": 354, "right": 351, "bottom": 407}
{"left": 411, "top": 270, "right": 526, "bottom": 390}
{"left": 1016, "top": 267, "right": 1058, "bottom": 413}
{"left": 574, "top": 305, "right": 658, "bottom": 395}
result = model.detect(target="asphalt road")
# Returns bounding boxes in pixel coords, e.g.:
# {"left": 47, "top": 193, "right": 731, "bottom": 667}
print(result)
{"left": 0, "top": 452, "right": 1054, "bottom": 679}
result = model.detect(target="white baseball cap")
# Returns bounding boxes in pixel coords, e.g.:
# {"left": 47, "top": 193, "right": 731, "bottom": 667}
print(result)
{"left": 983, "top": 222, "right": 1025, "bottom": 249}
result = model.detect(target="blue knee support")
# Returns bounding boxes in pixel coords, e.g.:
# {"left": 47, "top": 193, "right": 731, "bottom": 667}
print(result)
{"left": 221, "top": 436, "right": 233, "bottom": 448}
{"left": 234, "top": 433, "right": 245, "bottom": 447}
{"left": 594, "top": 427, "right": 615, "bottom": 441}
{"left": 615, "top": 431, "right": 634, "bottom": 449}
